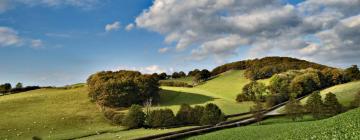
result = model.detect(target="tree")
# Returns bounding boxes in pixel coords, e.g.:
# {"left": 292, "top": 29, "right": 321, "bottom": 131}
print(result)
{"left": 350, "top": 91, "right": 360, "bottom": 109}
{"left": 146, "top": 109, "right": 176, "bottom": 128}
{"left": 178, "top": 71, "right": 186, "bottom": 78}
{"left": 194, "top": 69, "right": 211, "bottom": 83}
{"left": 188, "top": 69, "right": 200, "bottom": 77}
{"left": 172, "top": 72, "right": 180, "bottom": 79}
{"left": 0, "top": 83, "right": 12, "bottom": 93}
{"left": 284, "top": 97, "right": 304, "bottom": 121}
{"left": 200, "top": 103, "right": 225, "bottom": 125}
{"left": 16, "top": 82, "right": 23, "bottom": 89}
{"left": 345, "top": 65, "right": 360, "bottom": 81}
{"left": 250, "top": 101, "right": 264, "bottom": 124}
{"left": 237, "top": 81, "right": 267, "bottom": 102}
{"left": 323, "top": 92, "right": 343, "bottom": 117}
{"left": 305, "top": 91, "right": 324, "bottom": 119}
{"left": 159, "top": 72, "right": 168, "bottom": 80}
{"left": 122, "top": 105, "right": 145, "bottom": 129}
{"left": 189, "top": 105, "right": 205, "bottom": 125}
{"left": 176, "top": 104, "right": 193, "bottom": 125}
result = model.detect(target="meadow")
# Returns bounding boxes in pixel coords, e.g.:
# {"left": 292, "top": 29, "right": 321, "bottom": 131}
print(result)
{"left": 187, "top": 107, "right": 360, "bottom": 140}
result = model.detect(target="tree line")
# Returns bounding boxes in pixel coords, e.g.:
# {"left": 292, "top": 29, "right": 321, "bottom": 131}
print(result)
{"left": 104, "top": 103, "right": 225, "bottom": 129}
{"left": 211, "top": 56, "right": 329, "bottom": 80}
{"left": 0, "top": 82, "right": 40, "bottom": 95}
{"left": 237, "top": 65, "right": 360, "bottom": 108}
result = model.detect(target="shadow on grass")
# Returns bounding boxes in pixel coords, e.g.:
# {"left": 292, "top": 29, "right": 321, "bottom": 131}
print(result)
{"left": 159, "top": 89, "right": 215, "bottom": 106}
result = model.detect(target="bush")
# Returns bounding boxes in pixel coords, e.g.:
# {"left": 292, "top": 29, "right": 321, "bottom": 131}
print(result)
{"left": 159, "top": 81, "right": 193, "bottom": 87}
{"left": 176, "top": 104, "right": 193, "bottom": 125}
{"left": 350, "top": 91, "right": 360, "bottom": 108}
{"left": 122, "top": 105, "right": 145, "bottom": 129}
{"left": 189, "top": 105, "right": 205, "bottom": 125}
{"left": 103, "top": 109, "right": 125, "bottom": 125}
{"left": 146, "top": 109, "right": 176, "bottom": 128}
{"left": 200, "top": 103, "right": 225, "bottom": 125}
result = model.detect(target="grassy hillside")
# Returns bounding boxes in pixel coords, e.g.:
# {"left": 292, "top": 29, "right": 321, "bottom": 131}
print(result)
{"left": 188, "top": 108, "right": 360, "bottom": 140}
{"left": 0, "top": 87, "right": 121, "bottom": 140}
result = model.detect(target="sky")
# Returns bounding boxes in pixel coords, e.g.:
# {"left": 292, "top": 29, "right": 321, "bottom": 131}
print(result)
{"left": 0, "top": 0, "right": 359, "bottom": 86}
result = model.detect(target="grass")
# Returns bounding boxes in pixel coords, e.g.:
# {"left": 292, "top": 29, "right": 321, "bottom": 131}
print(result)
{"left": 187, "top": 107, "right": 360, "bottom": 140}
{"left": 0, "top": 87, "right": 122, "bottom": 140}
{"left": 0, "top": 70, "right": 253, "bottom": 139}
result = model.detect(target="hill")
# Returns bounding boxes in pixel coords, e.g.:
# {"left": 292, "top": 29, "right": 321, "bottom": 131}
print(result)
{"left": 187, "top": 107, "right": 360, "bottom": 140}
{"left": 211, "top": 56, "right": 330, "bottom": 80}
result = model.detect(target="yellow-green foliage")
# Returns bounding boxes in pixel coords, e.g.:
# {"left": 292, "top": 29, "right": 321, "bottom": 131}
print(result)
{"left": 188, "top": 108, "right": 360, "bottom": 140}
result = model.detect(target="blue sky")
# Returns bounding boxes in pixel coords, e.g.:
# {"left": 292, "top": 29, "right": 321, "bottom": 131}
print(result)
{"left": 0, "top": 0, "right": 359, "bottom": 86}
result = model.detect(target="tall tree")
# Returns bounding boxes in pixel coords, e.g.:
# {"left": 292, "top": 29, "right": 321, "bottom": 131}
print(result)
{"left": 305, "top": 91, "right": 324, "bottom": 119}
{"left": 0, "top": 83, "right": 12, "bottom": 93}
{"left": 16, "top": 82, "right": 23, "bottom": 89}
{"left": 323, "top": 92, "right": 343, "bottom": 117}
{"left": 285, "top": 97, "right": 304, "bottom": 121}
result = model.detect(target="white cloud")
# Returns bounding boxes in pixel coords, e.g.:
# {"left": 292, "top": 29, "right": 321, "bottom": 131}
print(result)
{"left": 158, "top": 47, "right": 169, "bottom": 53}
{"left": 105, "top": 21, "right": 121, "bottom": 32}
{"left": 0, "top": 26, "right": 22, "bottom": 47}
{"left": 134, "top": 0, "right": 360, "bottom": 66}
{"left": 31, "top": 39, "right": 43, "bottom": 48}
{"left": 125, "top": 23, "right": 134, "bottom": 31}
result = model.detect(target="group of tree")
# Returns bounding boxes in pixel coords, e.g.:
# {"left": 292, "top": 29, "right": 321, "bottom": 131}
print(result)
{"left": 264, "top": 68, "right": 350, "bottom": 107}
{"left": 87, "top": 70, "right": 160, "bottom": 107}
{"left": 193, "top": 69, "right": 211, "bottom": 83}
{"left": 0, "top": 82, "right": 40, "bottom": 95}
{"left": 211, "top": 57, "right": 329, "bottom": 79}
{"left": 159, "top": 81, "right": 193, "bottom": 87}
{"left": 120, "top": 103, "right": 225, "bottom": 129}
{"left": 171, "top": 71, "right": 186, "bottom": 79}
{"left": 284, "top": 91, "right": 344, "bottom": 121}
{"left": 236, "top": 81, "right": 267, "bottom": 102}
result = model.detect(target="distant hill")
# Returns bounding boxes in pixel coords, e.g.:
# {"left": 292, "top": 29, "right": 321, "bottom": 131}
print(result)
{"left": 211, "top": 56, "right": 330, "bottom": 80}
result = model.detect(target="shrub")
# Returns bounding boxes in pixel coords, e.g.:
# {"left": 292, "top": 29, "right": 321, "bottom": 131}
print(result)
{"left": 146, "top": 109, "right": 176, "bottom": 128}
{"left": 200, "top": 103, "right": 225, "bottom": 125}
{"left": 176, "top": 104, "right": 193, "bottom": 125}
{"left": 159, "top": 81, "right": 193, "bottom": 87}
{"left": 323, "top": 92, "right": 343, "bottom": 117}
{"left": 103, "top": 109, "right": 125, "bottom": 125}
{"left": 350, "top": 91, "right": 360, "bottom": 108}
{"left": 305, "top": 91, "right": 325, "bottom": 119}
{"left": 122, "top": 105, "right": 145, "bottom": 129}
{"left": 189, "top": 105, "right": 205, "bottom": 125}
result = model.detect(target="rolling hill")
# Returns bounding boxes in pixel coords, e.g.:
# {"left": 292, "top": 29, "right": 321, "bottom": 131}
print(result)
{"left": 187, "top": 107, "right": 360, "bottom": 140}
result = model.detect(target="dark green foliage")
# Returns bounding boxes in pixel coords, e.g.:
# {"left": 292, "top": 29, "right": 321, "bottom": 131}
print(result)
{"left": 159, "top": 81, "right": 193, "bottom": 87}
{"left": 159, "top": 72, "right": 168, "bottom": 80}
{"left": 350, "top": 91, "right": 360, "bottom": 108}
{"left": 87, "top": 70, "right": 160, "bottom": 107}
{"left": 0, "top": 83, "right": 12, "bottom": 93}
{"left": 323, "top": 92, "right": 343, "bottom": 117}
{"left": 15, "top": 82, "right": 23, "bottom": 89}
{"left": 321, "top": 68, "right": 348, "bottom": 86}
{"left": 345, "top": 65, "right": 360, "bottom": 81}
{"left": 236, "top": 81, "right": 266, "bottom": 102}
{"left": 172, "top": 71, "right": 186, "bottom": 79}
{"left": 265, "top": 94, "right": 283, "bottom": 108}
{"left": 146, "top": 109, "right": 176, "bottom": 128}
{"left": 200, "top": 103, "right": 225, "bottom": 125}
{"left": 189, "top": 105, "right": 205, "bottom": 125}
{"left": 176, "top": 104, "right": 193, "bottom": 125}
{"left": 188, "top": 69, "right": 201, "bottom": 77}
{"left": 250, "top": 101, "right": 264, "bottom": 123}
{"left": 305, "top": 91, "right": 324, "bottom": 119}
{"left": 211, "top": 56, "right": 329, "bottom": 79}
{"left": 285, "top": 97, "right": 305, "bottom": 121}
{"left": 194, "top": 69, "right": 211, "bottom": 83}
{"left": 122, "top": 105, "right": 145, "bottom": 129}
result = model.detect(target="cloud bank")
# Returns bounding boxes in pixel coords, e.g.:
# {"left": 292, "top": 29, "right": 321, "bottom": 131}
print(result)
{"left": 133, "top": 0, "right": 360, "bottom": 66}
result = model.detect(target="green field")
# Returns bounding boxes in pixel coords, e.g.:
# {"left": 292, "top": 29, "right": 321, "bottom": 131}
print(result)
{"left": 0, "top": 70, "right": 254, "bottom": 139}
{"left": 188, "top": 107, "right": 360, "bottom": 140}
